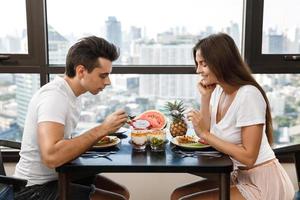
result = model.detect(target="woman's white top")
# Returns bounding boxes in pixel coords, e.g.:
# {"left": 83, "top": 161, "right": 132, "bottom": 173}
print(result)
{"left": 209, "top": 85, "right": 275, "bottom": 167}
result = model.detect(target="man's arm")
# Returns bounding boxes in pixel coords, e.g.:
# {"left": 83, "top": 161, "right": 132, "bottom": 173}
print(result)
{"left": 38, "top": 110, "right": 127, "bottom": 169}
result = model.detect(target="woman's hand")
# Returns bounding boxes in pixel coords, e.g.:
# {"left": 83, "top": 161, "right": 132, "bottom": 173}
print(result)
{"left": 197, "top": 79, "right": 216, "bottom": 98}
{"left": 187, "top": 109, "right": 209, "bottom": 139}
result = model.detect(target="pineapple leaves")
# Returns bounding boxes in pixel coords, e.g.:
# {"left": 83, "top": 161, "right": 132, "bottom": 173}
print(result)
{"left": 163, "top": 100, "right": 186, "bottom": 120}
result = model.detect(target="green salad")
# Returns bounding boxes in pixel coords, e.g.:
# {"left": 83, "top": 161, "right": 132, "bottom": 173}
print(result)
{"left": 150, "top": 137, "right": 164, "bottom": 147}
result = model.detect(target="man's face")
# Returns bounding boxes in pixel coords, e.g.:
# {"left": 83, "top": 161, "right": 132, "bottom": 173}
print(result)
{"left": 80, "top": 57, "right": 112, "bottom": 95}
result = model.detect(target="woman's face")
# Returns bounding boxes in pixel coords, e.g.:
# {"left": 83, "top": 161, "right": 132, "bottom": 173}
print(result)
{"left": 195, "top": 49, "right": 218, "bottom": 86}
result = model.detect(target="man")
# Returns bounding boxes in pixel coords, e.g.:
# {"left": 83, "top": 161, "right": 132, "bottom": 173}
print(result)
{"left": 14, "top": 36, "right": 130, "bottom": 200}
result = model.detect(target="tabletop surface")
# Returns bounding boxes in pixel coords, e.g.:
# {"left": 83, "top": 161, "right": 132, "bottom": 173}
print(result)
{"left": 56, "top": 132, "right": 233, "bottom": 174}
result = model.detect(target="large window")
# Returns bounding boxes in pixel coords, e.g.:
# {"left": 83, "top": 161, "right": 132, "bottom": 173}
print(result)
{"left": 245, "top": 0, "right": 300, "bottom": 72}
{"left": 50, "top": 74, "right": 199, "bottom": 135}
{"left": 255, "top": 74, "right": 300, "bottom": 144}
{"left": 0, "top": 74, "right": 40, "bottom": 141}
{"left": 49, "top": 74, "right": 300, "bottom": 145}
{"left": 0, "top": 0, "right": 28, "bottom": 54}
{"left": 262, "top": 0, "right": 300, "bottom": 54}
{"left": 0, "top": 0, "right": 300, "bottom": 145}
{"left": 47, "top": 0, "right": 243, "bottom": 66}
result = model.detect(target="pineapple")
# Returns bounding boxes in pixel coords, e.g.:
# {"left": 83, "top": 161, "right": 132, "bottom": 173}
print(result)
{"left": 164, "top": 100, "right": 187, "bottom": 137}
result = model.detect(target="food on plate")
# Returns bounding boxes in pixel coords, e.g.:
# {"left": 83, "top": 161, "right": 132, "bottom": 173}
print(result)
{"left": 176, "top": 135, "right": 198, "bottom": 144}
{"left": 164, "top": 100, "right": 187, "bottom": 137}
{"left": 96, "top": 136, "right": 117, "bottom": 146}
{"left": 174, "top": 135, "right": 210, "bottom": 148}
{"left": 133, "top": 110, "right": 167, "bottom": 130}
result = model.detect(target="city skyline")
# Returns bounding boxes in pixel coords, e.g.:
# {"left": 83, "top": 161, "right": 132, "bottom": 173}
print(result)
{"left": 1, "top": 1, "right": 300, "bottom": 144}
{"left": 2, "top": 0, "right": 300, "bottom": 41}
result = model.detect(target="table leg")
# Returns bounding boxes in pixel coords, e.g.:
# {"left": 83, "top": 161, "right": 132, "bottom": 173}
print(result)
{"left": 58, "top": 172, "right": 70, "bottom": 200}
{"left": 219, "top": 173, "right": 230, "bottom": 200}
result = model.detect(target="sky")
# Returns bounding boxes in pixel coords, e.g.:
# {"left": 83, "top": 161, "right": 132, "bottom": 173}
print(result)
{"left": 0, "top": 0, "right": 299, "bottom": 39}
{"left": 2, "top": 0, "right": 242, "bottom": 37}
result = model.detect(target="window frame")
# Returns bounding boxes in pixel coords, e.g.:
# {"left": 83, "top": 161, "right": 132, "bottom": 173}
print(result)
{"left": 244, "top": 0, "right": 300, "bottom": 73}
{"left": 0, "top": 0, "right": 300, "bottom": 157}
{"left": 0, "top": 0, "right": 48, "bottom": 85}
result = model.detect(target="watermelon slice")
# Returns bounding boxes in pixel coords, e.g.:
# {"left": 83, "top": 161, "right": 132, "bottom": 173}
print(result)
{"left": 135, "top": 110, "right": 167, "bottom": 130}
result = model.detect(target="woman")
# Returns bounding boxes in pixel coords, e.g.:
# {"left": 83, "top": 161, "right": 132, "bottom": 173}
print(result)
{"left": 171, "top": 33, "right": 294, "bottom": 200}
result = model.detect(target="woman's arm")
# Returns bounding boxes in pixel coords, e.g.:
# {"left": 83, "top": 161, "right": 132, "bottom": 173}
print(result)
{"left": 188, "top": 109, "right": 263, "bottom": 167}
{"left": 199, "top": 96, "right": 211, "bottom": 131}
{"left": 197, "top": 80, "right": 216, "bottom": 131}
{"left": 201, "top": 124, "right": 263, "bottom": 167}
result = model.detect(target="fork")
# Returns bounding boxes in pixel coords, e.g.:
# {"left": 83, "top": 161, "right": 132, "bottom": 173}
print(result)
{"left": 174, "top": 150, "right": 222, "bottom": 158}
{"left": 81, "top": 152, "right": 110, "bottom": 157}
{"left": 128, "top": 115, "right": 136, "bottom": 120}
{"left": 85, "top": 151, "right": 117, "bottom": 155}
{"left": 81, "top": 151, "right": 116, "bottom": 160}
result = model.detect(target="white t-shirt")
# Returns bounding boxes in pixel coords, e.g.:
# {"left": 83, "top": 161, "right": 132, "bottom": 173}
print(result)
{"left": 14, "top": 76, "right": 81, "bottom": 186}
{"left": 209, "top": 85, "right": 275, "bottom": 167}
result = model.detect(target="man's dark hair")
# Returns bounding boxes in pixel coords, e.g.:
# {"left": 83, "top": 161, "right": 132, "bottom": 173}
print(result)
{"left": 65, "top": 36, "right": 119, "bottom": 77}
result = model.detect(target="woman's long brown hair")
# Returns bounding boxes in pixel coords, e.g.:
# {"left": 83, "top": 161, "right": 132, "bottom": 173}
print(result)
{"left": 193, "top": 33, "right": 273, "bottom": 144}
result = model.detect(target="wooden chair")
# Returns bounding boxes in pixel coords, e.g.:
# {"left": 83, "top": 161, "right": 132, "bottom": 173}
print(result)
{"left": 0, "top": 140, "right": 27, "bottom": 199}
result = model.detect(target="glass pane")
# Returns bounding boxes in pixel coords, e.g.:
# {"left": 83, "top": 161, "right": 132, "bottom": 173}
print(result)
{"left": 0, "top": 74, "right": 40, "bottom": 142}
{"left": 50, "top": 74, "right": 300, "bottom": 145}
{"left": 50, "top": 74, "right": 199, "bottom": 135}
{"left": 255, "top": 74, "right": 300, "bottom": 145}
{"left": 262, "top": 0, "right": 300, "bottom": 54}
{"left": 47, "top": 0, "right": 243, "bottom": 65}
{"left": 0, "top": 0, "right": 28, "bottom": 54}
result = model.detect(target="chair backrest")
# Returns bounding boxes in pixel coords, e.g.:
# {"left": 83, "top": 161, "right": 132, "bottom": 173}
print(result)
{"left": 0, "top": 149, "right": 6, "bottom": 176}
{"left": 0, "top": 140, "right": 21, "bottom": 176}
{"left": 273, "top": 143, "right": 300, "bottom": 199}
{"left": 0, "top": 140, "right": 23, "bottom": 199}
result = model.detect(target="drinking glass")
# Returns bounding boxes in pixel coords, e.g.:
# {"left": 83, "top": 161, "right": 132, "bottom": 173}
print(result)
{"left": 131, "top": 130, "right": 147, "bottom": 152}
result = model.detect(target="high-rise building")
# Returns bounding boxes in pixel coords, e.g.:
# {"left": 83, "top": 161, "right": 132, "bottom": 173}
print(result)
{"left": 129, "top": 26, "right": 142, "bottom": 40}
{"left": 268, "top": 29, "right": 285, "bottom": 53}
{"left": 295, "top": 27, "right": 300, "bottom": 52}
{"left": 226, "top": 22, "right": 240, "bottom": 50}
{"left": 16, "top": 74, "right": 40, "bottom": 129}
{"left": 16, "top": 26, "right": 68, "bottom": 129}
{"left": 138, "top": 33, "right": 197, "bottom": 100}
{"left": 48, "top": 25, "right": 69, "bottom": 64}
{"left": 0, "top": 35, "right": 21, "bottom": 53}
{"left": 105, "top": 16, "right": 122, "bottom": 50}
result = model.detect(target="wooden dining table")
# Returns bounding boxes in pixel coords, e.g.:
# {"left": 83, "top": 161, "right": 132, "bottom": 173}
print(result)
{"left": 56, "top": 134, "right": 233, "bottom": 200}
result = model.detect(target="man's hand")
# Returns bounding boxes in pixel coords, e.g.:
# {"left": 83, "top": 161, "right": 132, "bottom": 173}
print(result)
{"left": 101, "top": 109, "right": 128, "bottom": 134}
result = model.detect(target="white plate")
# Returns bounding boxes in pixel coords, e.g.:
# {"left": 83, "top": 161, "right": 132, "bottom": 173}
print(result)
{"left": 93, "top": 136, "right": 121, "bottom": 149}
{"left": 114, "top": 127, "right": 129, "bottom": 134}
{"left": 171, "top": 136, "right": 210, "bottom": 150}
